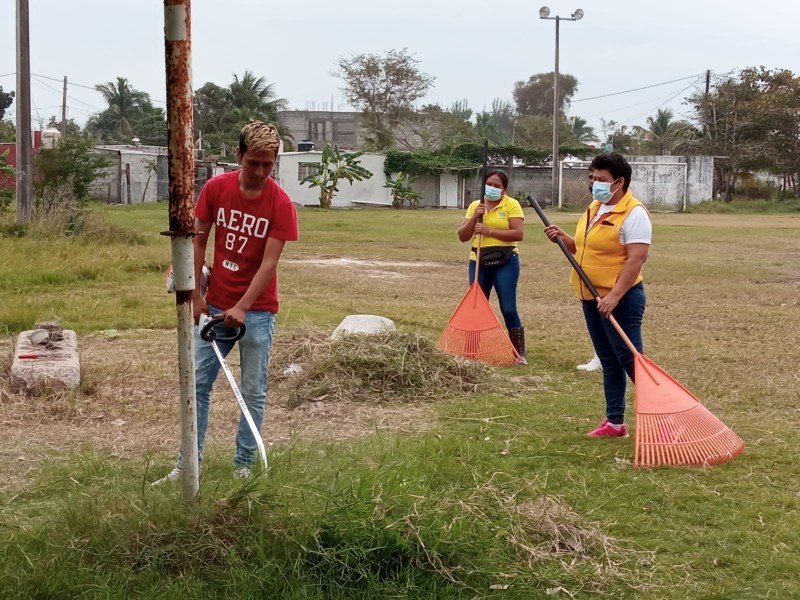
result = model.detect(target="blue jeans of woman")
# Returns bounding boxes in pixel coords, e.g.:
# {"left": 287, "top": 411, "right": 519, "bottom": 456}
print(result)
{"left": 581, "top": 283, "right": 645, "bottom": 425}
{"left": 468, "top": 253, "right": 522, "bottom": 329}
{"left": 180, "top": 305, "right": 275, "bottom": 468}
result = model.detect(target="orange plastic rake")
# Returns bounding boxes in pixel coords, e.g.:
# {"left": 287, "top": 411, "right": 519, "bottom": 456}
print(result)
{"left": 437, "top": 141, "right": 519, "bottom": 367}
{"left": 530, "top": 197, "right": 745, "bottom": 468}
{"left": 437, "top": 235, "right": 520, "bottom": 366}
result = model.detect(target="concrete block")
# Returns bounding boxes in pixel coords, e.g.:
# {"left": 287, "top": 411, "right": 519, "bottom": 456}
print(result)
{"left": 10, "top": 330, "right": 80, "bottom": 394}
{"left": 331, "top": 315, "right": 396, "bottom": 340}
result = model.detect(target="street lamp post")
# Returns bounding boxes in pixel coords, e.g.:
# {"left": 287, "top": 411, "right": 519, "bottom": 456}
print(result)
{"left": 539, "top": 6, "right": 583, "bottom": 206}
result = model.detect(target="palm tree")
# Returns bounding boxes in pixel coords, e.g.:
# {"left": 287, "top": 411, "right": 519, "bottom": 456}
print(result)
{"left": 645, "top": 108, "right": 688, "bottom": 155}
{"left": 569, "top": 116, "right": 599, "bottom": 144}
{"left": 229, "top": 71, "right": 287, "bottom": 120}
{"left": 89, "top": 77, "right": 150, "bottom": 141}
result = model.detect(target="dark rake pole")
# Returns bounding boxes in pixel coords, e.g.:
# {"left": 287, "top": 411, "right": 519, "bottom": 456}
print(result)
{"left": 161, "top": 0, "right": 199, "bottom": 501}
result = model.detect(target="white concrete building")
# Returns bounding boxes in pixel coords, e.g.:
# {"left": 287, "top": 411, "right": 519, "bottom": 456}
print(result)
{"left": 275, "top": 151, "right": 461, "bottom": 209}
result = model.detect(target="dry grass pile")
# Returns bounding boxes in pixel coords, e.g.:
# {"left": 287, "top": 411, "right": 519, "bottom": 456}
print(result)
{"left": 270, "top": 328, "right": 500, "bottom": 408}
{"left": 510, "top": 495, "right": 623, "bottom": 568}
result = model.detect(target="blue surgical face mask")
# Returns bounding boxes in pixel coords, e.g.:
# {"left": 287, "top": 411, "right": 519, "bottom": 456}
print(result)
{"left": 591, "top": 181, "right": 615, "bottom": 203}
{"left": 484, "top": 185, "right": 502, "bottom": 201}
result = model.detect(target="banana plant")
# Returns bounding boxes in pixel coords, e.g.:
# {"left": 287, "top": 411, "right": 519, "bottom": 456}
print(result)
{"left": 383, "top": 171, "right": 422, "bottom": 208}
{"left": 302, "top": 143, "right": 373, "bottom": 209}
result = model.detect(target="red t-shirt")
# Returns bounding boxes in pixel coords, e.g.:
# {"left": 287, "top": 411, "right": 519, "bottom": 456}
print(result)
{"left": 195, "top": 171, "right": 299, "bottom": 313}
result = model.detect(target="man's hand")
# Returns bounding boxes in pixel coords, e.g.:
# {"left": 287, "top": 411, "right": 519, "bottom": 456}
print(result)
{"left": 193, "top": 295, "right": 208, "bottom": 325}
{"left": 222, "top": 305, "right": 247, "bottom": 328}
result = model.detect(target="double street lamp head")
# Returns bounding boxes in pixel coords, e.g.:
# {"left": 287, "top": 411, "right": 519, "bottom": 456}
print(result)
{"left": 539, "top": 6, "right": 584, "bottom": 20}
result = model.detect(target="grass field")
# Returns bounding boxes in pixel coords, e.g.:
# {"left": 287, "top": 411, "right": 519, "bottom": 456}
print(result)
{"left": 1, "top": 202, "right": 799, "bottom": 599}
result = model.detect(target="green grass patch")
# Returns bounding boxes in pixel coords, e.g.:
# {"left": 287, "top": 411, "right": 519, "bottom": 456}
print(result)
{"left": 1, "top": 202, "right": 799, "bottom": 598}
{"left": 688, "top": 198, "right": 800, "bottom": 214}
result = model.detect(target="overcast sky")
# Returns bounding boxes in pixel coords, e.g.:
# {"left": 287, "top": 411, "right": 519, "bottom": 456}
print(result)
{"left": 2, "top": 0, "right": 798, "bottom": 141}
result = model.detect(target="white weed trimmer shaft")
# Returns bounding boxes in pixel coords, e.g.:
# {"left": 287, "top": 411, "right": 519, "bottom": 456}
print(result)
{"left": 199, "top": 315, "right": 268, "bottom": 470}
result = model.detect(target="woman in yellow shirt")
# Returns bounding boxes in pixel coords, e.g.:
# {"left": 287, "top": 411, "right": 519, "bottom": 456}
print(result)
{"left": 457, "top": 171, "right": 527, "bottom": 364}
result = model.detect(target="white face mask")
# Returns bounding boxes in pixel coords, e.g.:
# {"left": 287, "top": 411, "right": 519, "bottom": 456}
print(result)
{"left": 484, "top": 185, "right": 502, "bottom": 200}
{"left": 592, "top": 180, "right": 617, "bottom": 203}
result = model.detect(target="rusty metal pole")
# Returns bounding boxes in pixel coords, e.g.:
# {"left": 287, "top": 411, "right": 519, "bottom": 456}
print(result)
{"left": 162, "top": 0, "right": 198, "bottom": 501}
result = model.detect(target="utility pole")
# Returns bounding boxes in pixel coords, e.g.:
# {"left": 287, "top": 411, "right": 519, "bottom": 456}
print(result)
{"left": 61, "top": 76, "right": 68, "bottom": 136}
{"left": 15, "top": 0, "right": 32, "bottom": 223}
{"left": 162, "top": 0, "right": 199, "bottom": 502}
{"left": 551, "top": 16, "right": 560, "bottom": 206}
{"left": 540, "top": 7, "right": 583, "bottom": 207}
{"left": 705, "top": 69, "right": 711, "bottom": 95}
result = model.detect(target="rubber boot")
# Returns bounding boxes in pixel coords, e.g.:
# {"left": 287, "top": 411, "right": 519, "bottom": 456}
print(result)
{"left": 508, "top": 327, "right": 527, "bottom": 365}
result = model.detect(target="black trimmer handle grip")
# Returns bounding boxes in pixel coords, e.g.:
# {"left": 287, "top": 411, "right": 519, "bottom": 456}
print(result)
{"left": 528, "top": 195, "right": 602, "bottom": 300}
{"left": 200, "top": 315, "right": 246, "bottom": 343}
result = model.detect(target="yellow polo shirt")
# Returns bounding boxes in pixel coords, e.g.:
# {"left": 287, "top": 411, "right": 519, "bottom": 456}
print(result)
{"left": 465, "top": 195, "right": 525, "bottom": 261}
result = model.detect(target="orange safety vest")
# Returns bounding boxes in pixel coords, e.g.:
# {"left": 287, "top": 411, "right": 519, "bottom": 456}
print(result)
{"left": 571, "top": 191, "right": 646, "bottom": 300}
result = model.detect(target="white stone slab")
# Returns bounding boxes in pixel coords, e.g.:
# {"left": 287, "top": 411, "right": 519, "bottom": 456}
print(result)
{"left": 331, "top": 315, "right": 396, "bottom": 340}
{"left": 11, "top": 330, "right": 80, "bottom": 393}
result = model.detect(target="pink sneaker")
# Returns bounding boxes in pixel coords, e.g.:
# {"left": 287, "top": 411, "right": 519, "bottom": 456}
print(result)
{"left": 587, "top": 421, "right": 629, "bottom": 438}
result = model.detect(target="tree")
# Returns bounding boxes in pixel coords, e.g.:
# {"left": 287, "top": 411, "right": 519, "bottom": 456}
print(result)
{"left": 336, "top": 48, "right": 435, "bottom": 150}
{"left": 567, "top": 116, "right": 598, "bottom": 144}
{"left": 229, "top": 71, "right": 287, "bottom": 119}
{"left": 642, "top": 108, "right": 689, "bottom": 155}
{"left": 513, "top": 72, "right": 579, "bottom": 116}
{"left": 740, "top": 68, "right": 800, "bottom": 196}
{"left": 683, "top": 68, "right": 775, "bottom": 199}
{"left": 193, "top": 73, "right": 291, "bottom": 158}
{"left": 0, "top": 120, "right": 14, "bottom": 142}
{"left": 87, "top": 77, "right": 151, "bottom": 142}
{"left": 383, "top": 171, "right": 422, "bottom": 208}
{"left": 302, "top": 143, "right": 373, "bottom": 208}
{"left": 600, "top": 119, "right": 648, "bottom": 155}
{"left": 131, "top": 102, "right": 168, "bottom": 146}
{"left": 1, "top": 149, "right": 15, "bottom": 177}
{"left": 0, "top": 86, "right": 14, "bottom": 120}
{"left": 47, "top": 115, "right": 81, "bottom": 136}
{"left": 34, "top": 135, "right": 110, "bottom": 203}
{"left": 394, "top": 104, "right": 477, "bottom": 150}
{"left": 194, "top": 82, "right": 231, "bottom": 138}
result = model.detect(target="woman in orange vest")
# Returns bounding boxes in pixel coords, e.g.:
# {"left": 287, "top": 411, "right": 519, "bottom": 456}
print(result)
{"left": 544, "top": 153, "right": 651, "bottom": 437}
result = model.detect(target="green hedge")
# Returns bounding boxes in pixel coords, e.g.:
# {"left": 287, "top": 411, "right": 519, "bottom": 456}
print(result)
{"left": 384, "top": 143, "right": 598, "bottom": 177}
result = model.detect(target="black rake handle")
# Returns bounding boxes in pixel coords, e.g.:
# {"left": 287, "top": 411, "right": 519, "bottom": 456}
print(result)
{"left": 528, "top": 195, "right": 602, "bottom": 299}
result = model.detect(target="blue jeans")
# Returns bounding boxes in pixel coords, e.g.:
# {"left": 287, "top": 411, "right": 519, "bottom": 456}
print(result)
{"left": 181, "top": 305, "right": 275, "bottom": 468}
{"left": 468, "top": 253, "right": 522, "bottom": 329}
{"left": 581, "top": 283, "right": 645, "bottom": 425}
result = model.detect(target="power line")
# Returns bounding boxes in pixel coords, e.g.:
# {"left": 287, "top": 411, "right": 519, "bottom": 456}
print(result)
{"left": 580, "top": 82, "right": 700, "bottom": 120}
{"left": 571, "top": 73, "right": 706, "bottom": 103}
{"left": 5, "top": 71, "right": 167, "bottom": 103}
{"left": 31, "top": 71, "right": 95, "bottom": 91}
{"left": 615, "top": 80, "right": 701, "bottom": 128}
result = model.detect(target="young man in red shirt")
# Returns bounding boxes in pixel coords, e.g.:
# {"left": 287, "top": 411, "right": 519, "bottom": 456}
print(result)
{"left": 155, "top": 121, "right": 299, "bottom": 483}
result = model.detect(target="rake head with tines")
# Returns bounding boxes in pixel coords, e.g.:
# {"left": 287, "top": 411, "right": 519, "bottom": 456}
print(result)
{"left": 437, "top": 282, "right": 519, "bottom": 366}
{"left": 633, "top": 353, "right": 745, "bottom": 467}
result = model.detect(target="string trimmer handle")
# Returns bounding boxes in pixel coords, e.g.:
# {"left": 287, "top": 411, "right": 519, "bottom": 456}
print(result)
{"left": 528, "top": 195, "right": 603, "bottom": 300}
{"left": 200, "top": 315, "right": 246, "bottom": 343}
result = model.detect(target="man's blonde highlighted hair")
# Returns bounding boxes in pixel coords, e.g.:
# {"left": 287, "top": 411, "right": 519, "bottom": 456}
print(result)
{"left": 239, "top": 121, "right": 280, "bottom": 154}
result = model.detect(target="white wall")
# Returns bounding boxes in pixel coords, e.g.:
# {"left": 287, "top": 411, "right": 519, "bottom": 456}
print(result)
{"left": 276, "top": 151, "right": 392, "bottom": 207}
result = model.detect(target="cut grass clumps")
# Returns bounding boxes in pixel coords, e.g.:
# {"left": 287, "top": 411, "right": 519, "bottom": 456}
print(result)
{"left": 270, "top": 328, "right": 499, "bottom": 408}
